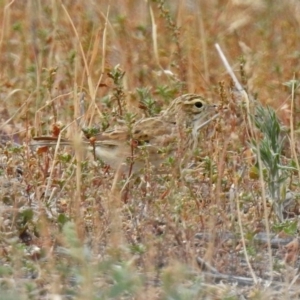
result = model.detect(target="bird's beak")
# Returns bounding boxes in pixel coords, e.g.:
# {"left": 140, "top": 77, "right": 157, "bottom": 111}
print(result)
{"left": 196, "top": 113, "right": 219, "bottom": 131}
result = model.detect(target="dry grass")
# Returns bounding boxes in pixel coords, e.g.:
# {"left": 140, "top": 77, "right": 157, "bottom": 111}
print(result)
{"left": 1, "top": 0, "right": 300, "bottom": 299}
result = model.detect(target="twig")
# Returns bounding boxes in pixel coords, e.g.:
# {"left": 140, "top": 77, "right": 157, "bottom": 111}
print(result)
{"left": 215, "top": 43, "right": 243, "bottom": 92}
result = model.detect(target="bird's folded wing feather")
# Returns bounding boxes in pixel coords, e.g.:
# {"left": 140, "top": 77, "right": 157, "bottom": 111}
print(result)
{"left": 132, "top": 118, "right": 176, "bottom": 145}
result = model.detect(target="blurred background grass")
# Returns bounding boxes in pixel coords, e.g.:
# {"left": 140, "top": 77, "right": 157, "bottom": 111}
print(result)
{"left": 1, "top": 0, "right": 299, "bottom": 132}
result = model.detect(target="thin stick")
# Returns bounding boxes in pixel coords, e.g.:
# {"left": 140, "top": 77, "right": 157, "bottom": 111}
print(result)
{"left": 61, "top": 3, "right": 94, "bottom": 99}
{"left": 215, "top": 43, "right": 243, "bottom": 92}
{"left": 236, "top": 192, "right": 258, "bottom": 284}
{"left": 148, "top": 1, "right": 162, "bottom": 70}
{"left": 198, "top": 2, "right": 209, "bottom": 82}
{"left": 0, "top": 0, "right": 15, "bottom": 54}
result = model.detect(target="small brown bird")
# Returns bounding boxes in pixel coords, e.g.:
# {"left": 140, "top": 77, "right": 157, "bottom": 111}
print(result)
{"left": 31, "top": 94, "right": 219, "bottom": 172}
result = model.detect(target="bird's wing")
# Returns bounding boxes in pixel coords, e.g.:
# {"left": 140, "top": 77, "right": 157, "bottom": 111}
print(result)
{"left": 93, "top": 128, "right": 129, "bottom": 147}
{"left": 132, "top": 117, "right": 177, "bottom": 148}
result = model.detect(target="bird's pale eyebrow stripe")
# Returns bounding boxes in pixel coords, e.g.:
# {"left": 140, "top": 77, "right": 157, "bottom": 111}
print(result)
{"left": 188, "top": 95, "right": 204, "bottom": 101}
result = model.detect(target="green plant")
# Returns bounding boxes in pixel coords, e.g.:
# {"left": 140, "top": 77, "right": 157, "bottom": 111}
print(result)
{"left": 251, "top": 104, "right": 288, "bottom": 221}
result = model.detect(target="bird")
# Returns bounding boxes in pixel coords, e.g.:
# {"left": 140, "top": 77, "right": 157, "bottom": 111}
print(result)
{"left": 31, "top": 94, "right": 219, "bottom": 173}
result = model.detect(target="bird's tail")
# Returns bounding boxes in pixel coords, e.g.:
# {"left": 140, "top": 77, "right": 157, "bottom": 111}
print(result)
{"left": 30, "top": 136, "right": 73, "bottom": 148}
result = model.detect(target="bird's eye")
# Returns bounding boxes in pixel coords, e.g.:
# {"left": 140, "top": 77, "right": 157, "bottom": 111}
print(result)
{"left": 194, "top": 101, "right": 203, "bottom": 108}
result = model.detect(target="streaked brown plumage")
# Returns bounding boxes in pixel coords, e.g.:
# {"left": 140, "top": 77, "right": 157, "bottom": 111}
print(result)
{"left": 31, "top": 94, "right": 218, "bottom": 172}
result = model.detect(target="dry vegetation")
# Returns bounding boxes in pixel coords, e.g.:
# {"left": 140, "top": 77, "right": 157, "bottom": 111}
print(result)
{"left": 1, "top": 0, "right": 300, "bottom": 299}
